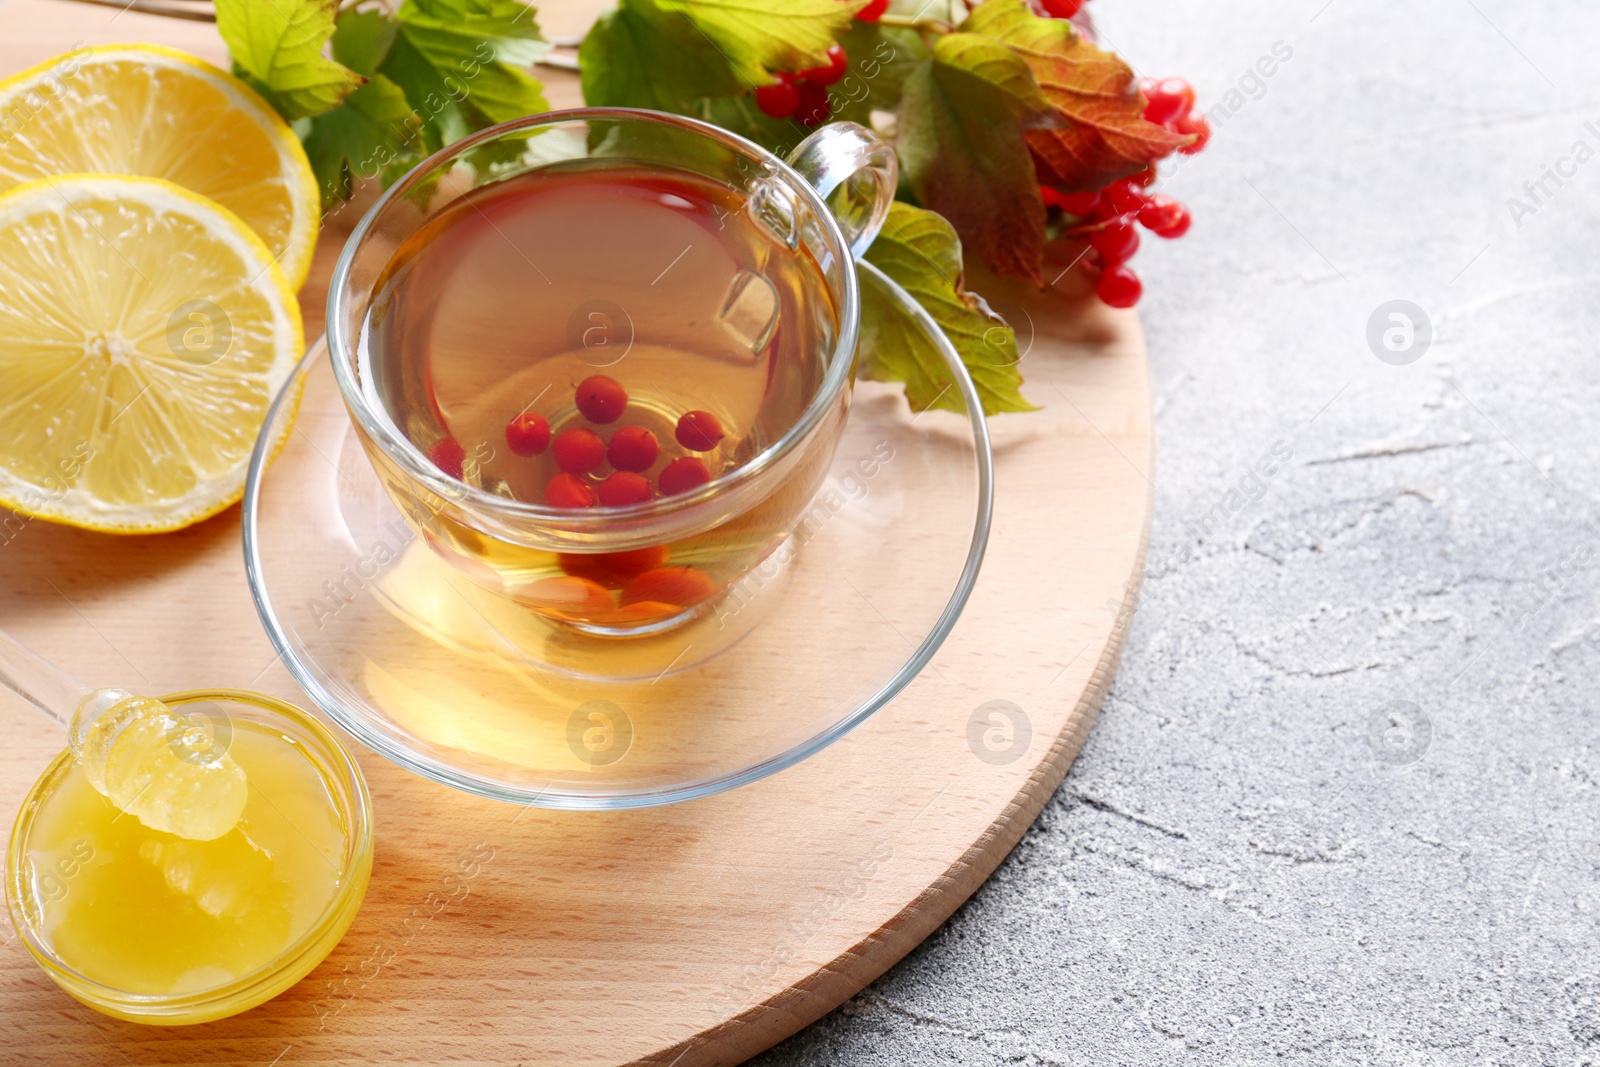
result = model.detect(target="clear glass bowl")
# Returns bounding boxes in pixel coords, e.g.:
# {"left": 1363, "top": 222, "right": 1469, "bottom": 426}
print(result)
{"left": 6, "top": 690, "right": 374, "bottom": 1025}
{"left": 242, "top": 262, "right": 992, "bottom": 809}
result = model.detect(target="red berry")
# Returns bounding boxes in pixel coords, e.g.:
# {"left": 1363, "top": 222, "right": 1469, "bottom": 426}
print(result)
{"left": 755, "top": 74, "right": 800, "bottom": 119}
{"left": 1090, "top": 221, "right": 1140, "bottom": 265}
{"left": 855, "top": 0, "right": 890, "bottom": 22}
{"left": 597, "top": 471, "right": 653, "bottom": 507}
{"left": 795, "top": 81, "right": 830, "bottom": 128}
{"left": 1138, "top": 194, "right": 1191, "bottom": 238}
{"left": 505, "top": 411, "right": 550, "bottom": 456}
{"left": 1057, "top": 191, "right": 1103, "bottom": 216}
{"left": 675, "top": 410, "right": 725, "bottom": 452}
{"left": 1175, "top": 111, "right": 1211, "bottom": 154}
{"left": 553, "top": 427, "right": 606, "bottom": 474}
{"left": 546, "top": 473, "right": 596, "bottom": 508}
{"left": 428, "top": 437, "right": 465, "bottom": 480}
{"left": 1130, "top": 166, "right": 1158, "bottom": 188}
{"left": 1142, "top": 78, "right": 1194, "bottom": 127}
{"left": 560, "top": 545, "right": 669, "bottom": 587}
{"left": 659, "top": 456, "right": 712, "bottom": 496}
{"left": 1104, "top": 178, "right": 1147, "bottom": 215}
{"left": 1040, "top": 0, "right": 1083, "bottom": 16}
{"left": 801, "top": 45, "right": 848, "bottom": 88}
{"left": 1096, "top": 264, "right": 1142, "bottom": 308}
{"left": 575, "top": 375, "right": 627, "bottom": 424}
{"left": 607, "top": 425, "right": 660, "bottom": 472}
{"left": 620, "top": 566, "right": 719, "bottom": 608}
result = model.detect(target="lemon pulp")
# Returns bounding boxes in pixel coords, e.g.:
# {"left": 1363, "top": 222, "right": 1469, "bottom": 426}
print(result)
{"left": 0, "top": 174, "right": 303, "bottom": 532}
{"left": 0, "top": 45, "right": 319, "bottom": 288}
{"left": 20, "top": 719, "right": 348, "bottom": 995}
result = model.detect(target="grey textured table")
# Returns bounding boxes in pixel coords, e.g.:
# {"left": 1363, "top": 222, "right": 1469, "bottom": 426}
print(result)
{"left": 756, "top": 1, "right": 1600, "bottom": 1064}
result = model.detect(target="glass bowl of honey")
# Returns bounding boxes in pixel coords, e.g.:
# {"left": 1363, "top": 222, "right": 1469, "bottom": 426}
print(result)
{"left": 6, "top": 689, "right": 373, "bottom": 1024}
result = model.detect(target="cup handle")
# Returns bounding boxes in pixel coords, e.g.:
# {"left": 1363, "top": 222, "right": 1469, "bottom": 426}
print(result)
{"left": 786, "top": 122, "right": 899, "bottom": 259}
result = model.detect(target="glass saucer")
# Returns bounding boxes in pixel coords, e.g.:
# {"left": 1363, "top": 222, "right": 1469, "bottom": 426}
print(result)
{"left": 242, "top": 262, "right": 992, "bottom": 809}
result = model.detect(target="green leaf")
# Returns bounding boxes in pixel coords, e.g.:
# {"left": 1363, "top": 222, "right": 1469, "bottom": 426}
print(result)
{"left": 391, "top": 0, "right": 549, "bottom": 125}
{"left": 896, "top": 33, "right": 1052, "bottom": 283}
{"left": 961, "top": 0, "right": 1189, "bottom": 191}
{"left": 862, "top": 203, "right": 1035, "bottom": 416}
{"left": 331, "top": 9, "right": 398, "bottom": 77}
{"left": 398, "top": 0, "right": 545, "bottom": 62}
{"left": 701, "top": 93, "right": 806, "bottom": 157}
{"left": 303, "top": 74, "right": 417, "bottom": 207}
{"left": 377, "top": 32, "right": 472, "bottom": 156}
{"left": 580, "top": 2, "right": 741, "bottom": 113}
{"left": 826, "top": 22, "right": 927, "bottom": 127}
{"left": 215, "top": 0, "right": 362, "bottom": 119}
{"left": 652, "top": 0, "right": 863, "bottom": 83}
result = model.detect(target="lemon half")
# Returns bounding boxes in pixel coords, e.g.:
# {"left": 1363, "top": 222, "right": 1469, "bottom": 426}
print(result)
{"left": 0, "top": 174, "right": 303, "bottom": 533}
{"left": 0, "top": 44, "right": 319, "bottom": 289}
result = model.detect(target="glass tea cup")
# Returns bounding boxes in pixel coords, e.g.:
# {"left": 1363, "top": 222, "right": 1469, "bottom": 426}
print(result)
{"left": 327, "top": 108, "right": 896, "bottom": 637}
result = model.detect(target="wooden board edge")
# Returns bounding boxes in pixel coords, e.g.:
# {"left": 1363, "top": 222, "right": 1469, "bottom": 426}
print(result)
{"left": 649, "top": 325, "right": 1158, "bottom": 1067}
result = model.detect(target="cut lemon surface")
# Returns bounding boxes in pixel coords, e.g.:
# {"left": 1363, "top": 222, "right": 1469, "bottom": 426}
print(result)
{"left": 0, "top": 44, "right": 319, "bottom": 288}
{"left": 0, "top": 174, "right": 303, "bottom": 533}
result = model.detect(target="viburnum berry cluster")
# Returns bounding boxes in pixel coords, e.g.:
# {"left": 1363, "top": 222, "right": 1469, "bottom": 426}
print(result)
{"left": 755, "top": 43, "right": 850, "bottom": 127}
{"left": 1040, "top": 71, "right": 1208, "bottom": 309}
{"left": 754, "top": 0, "right": 897, "bottom": 127}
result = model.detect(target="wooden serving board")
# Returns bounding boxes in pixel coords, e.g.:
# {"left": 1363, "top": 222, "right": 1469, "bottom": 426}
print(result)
{"left": 0, "top": 3, "right": 1154, "bottom": 1063}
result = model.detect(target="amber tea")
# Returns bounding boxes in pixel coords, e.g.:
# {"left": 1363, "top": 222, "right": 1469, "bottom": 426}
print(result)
{"left": 359, "top": 162, "right": 844, "bottom": 631}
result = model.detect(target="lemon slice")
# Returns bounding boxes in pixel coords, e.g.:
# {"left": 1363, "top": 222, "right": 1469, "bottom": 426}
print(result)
{"left": 0, "top": 174, "right": 303, "bottom": 533}
{"left": 0, "top": 44, "right": 319, "bottom": 289}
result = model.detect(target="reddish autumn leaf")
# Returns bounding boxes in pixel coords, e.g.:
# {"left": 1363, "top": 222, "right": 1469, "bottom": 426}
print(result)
{"left": 897, "top": 32, "right": 1053, "bottom": 283}
{"left": 964, "top": 0, "right": 1190, "bottom": 193}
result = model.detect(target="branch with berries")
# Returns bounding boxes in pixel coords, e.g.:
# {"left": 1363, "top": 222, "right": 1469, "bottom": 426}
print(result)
{"left": 581, "top": 0, "right": 1208, "bottom": 412}
{"left": 198, "top": 0, "right": 1206, "bottom": 416}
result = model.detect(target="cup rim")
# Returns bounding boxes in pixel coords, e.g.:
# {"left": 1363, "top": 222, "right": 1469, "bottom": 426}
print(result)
{"left": 326, "top": 106, "right": 863, "bottom": 529}
{"left": 4, "top": 689, "right": 374, "bottom": 1023}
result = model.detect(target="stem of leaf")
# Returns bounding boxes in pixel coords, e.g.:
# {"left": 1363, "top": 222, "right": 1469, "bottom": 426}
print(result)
{"left": 877, "top": 13, "right": 953, "bottom": 33}
{"left": 54, "top": 0, "right": 216, "bottom": 22}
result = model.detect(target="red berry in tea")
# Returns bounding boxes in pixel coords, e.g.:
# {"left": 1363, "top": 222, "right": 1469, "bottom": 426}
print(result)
{"left": 621, "top": 565, "right": 719, "bottom": 608}
{"left": 608, "top": 425, "right": 660, "bottom": 471}
{"left": 659, "top": 456, "right": 712, "bottom": 496}
{"left": 604, "top": 600, "right": 682, "bottom": 625}
{"left": 505, "top": 411, "right": 551, "bottom": 456}
{"left": 575, "top": 374, "right": 627, "bottom": 424}
{"left": 675, "top": 410, "right": 725, "bottom": 452}
{"left": 559, "top": 545, "right": 670, "bottom": 587}
{"left": 553, "top": 427, "right": 606, "bottom": 474}
{"left": 546, "top": 472, "right": 597, "bottom": 508}
{"left": 597, "top": 471, "right": 653, "bottom": 506}
{"left": 428, "top": 437, "right": 466, "bottom": 479}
